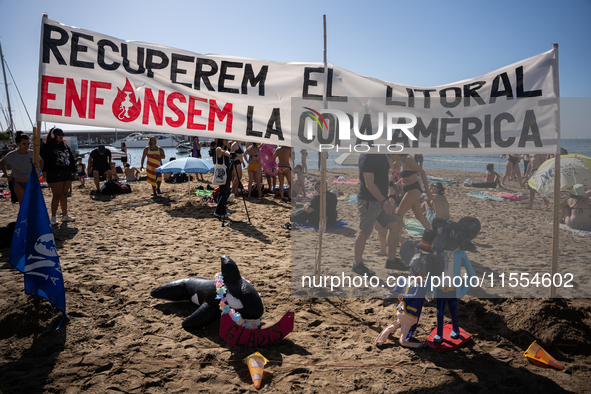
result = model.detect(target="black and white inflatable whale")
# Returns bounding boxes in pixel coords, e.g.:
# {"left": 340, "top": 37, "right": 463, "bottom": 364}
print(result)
{"left": 150, "top": 256, "right": 264, "bottom": 330}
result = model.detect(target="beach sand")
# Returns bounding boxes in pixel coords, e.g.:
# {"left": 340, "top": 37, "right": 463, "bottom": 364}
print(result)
{"left": 1, "top": 169, "right": 591, "bottom": 393}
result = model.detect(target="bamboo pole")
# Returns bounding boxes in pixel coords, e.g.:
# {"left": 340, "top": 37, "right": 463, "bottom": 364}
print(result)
{"left": 550, "top": 43, "right": 560, "bottom": 298}
{"left": 314, "top": 15, "right": 328, "bottom": 277}
{"left": 33, "top": 121, "right": 41, "bottom": 175}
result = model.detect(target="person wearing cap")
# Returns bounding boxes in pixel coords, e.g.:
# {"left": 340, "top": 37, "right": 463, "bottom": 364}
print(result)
{"left": 559, "top": 184, "right": 591, "bottom": 230}
{"left": 88, "top": 144, "right": 113, "bottom": 192}
{"left": 40, "top": 127, "right": 76, "bottom": 224}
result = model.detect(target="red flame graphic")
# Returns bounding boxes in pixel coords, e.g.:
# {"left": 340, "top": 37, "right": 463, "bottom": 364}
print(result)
{"left": 112, "top": 79, "right": 141, "bottom": 122}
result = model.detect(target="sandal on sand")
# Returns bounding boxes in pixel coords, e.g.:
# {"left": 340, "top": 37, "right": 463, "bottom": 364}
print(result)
{"left": 281, "top": 223, "right": 292, "bottom": 230}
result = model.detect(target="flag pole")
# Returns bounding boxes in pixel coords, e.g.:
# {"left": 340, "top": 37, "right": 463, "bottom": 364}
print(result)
{"left": 315, "top": 15, "right": 328, "bottom": 277}
{"left": 550, "top": 43, "right": 560, "bottom": 298}
{"left": 33, "top": 121, "right": 41, "bottom": 175}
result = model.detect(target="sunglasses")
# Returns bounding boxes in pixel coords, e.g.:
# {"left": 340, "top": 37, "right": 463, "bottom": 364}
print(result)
{"left": 21, "top": 142, "right": 31, "bottom": 145}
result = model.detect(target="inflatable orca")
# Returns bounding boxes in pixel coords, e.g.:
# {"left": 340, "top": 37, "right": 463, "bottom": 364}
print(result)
{"left": 151, "top": 256, "right": 264, "bottom": 330}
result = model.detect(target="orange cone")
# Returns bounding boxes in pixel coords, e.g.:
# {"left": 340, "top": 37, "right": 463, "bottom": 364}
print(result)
{"left": 243, "top": 352, "right": 268, "bottom": 389}
{"left": 524, "top": 341, "right": 564, "bottom": 370}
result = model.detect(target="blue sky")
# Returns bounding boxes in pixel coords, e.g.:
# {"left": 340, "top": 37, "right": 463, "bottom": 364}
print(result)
{"left": 0, "top": 0, "right": 590, "bottom": 137}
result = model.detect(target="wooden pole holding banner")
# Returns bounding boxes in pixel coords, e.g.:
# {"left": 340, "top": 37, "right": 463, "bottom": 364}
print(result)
{"left": 315, "top": 15, "right": 328, "bottom": 277}
{"left": 33, "top": 121, "right": 41, "bottom": 176}
{"left": 550, "top": 43, "right": 560, "bottom": 298}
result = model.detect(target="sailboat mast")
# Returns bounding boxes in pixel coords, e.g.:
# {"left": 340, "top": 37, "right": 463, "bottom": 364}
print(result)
{"left": 0, "top": 42, "right": 15, "bottom": 138}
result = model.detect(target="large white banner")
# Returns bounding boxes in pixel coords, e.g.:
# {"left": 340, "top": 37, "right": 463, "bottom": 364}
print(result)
{"left": 37, "top": 16, "right": 558, "bottom": 153}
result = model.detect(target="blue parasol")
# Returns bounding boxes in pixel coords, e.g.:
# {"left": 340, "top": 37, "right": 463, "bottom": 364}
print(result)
{"left": 156, "top": 158, "right": 214, "bottom": 201}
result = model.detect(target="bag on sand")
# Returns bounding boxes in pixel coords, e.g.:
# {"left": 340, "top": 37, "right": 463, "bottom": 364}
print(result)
{"left": 101, "top": 180, "right": 132, "bottom": 195}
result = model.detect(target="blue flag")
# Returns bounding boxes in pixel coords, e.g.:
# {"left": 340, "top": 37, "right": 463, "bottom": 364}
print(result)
{"left": 9, "top": 165, "right": 66, "bottom": 315}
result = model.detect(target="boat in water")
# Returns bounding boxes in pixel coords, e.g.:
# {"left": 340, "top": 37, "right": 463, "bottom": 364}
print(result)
{"left": 113, "top": 133, "right": 179, "bottom": 148}
{"left": 104, "top": 146, "right": 128, "bottom": 160}
{"left": 176, "top": 142, "right": 192, "bottom": 152}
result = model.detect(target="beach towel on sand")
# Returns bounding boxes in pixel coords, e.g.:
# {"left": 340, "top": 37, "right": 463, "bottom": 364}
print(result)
{"left": 560, "top": 223, "right": 591, "bottom": 236}
{"left": 548, "top": 222, "right": 591, "bottom": 237}
{"left": 465, "top": 192, "right": 506, "bottom": 201}
{"left": 296, "top": 220, "right": 349, "bottom": 230}
{"left": 333, "top": 178, "right": 360, "bottom": 184}
{"left": 346, "top": 194, "right": 358, "bottom": 204}
{"left": 427, "top": 176, "right": 458, "bottom": 184}
{"left": 404, "top": 219, "right": 425, "bottom": 238}
{"left": 195, "top": 189, "right": 213, "bottom": 196}
{"left": 463, "top": 183, "right": 500, "bottom": 191}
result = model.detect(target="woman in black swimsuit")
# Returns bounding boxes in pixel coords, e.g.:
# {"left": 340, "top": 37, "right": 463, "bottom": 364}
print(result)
{"left": 230, "top": 140, "right": 246, "bottom": 195}
{"left": 391, "top": 154, "right": 433, "bottom": 231}
{"left": 502, "top": 154, "right": 523, "bottom": 186}
{"left": 560, "top": 184, "right": 591, "bottom": 230}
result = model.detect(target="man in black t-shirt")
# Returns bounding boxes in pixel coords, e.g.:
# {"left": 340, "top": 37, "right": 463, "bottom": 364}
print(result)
{"left": 88, "top": 145, "right": 113, "bottom": 191}
{"left": 352, "top": 153, "right": 404, "bottom": 277}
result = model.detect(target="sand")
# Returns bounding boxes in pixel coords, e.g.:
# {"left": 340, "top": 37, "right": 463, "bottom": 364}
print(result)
{"left": 1, "top": 168, "right": 591, "bottom": 393}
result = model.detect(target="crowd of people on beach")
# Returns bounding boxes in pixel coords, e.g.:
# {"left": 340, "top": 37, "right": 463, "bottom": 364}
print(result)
{"left": 1, "top": 132, "right": 590, "bottom": 234}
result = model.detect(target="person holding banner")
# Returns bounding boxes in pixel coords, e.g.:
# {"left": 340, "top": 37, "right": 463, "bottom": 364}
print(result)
{"left": 0, "top": 133, "right": 43, "bottom": 205}
{"left": 140, "top": 137, "right": 165, "bottom": 196}
{"left": 40, "top": 127, "right": 76, "bottom": 224}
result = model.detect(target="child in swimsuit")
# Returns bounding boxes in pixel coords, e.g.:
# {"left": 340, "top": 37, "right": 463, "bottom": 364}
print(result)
{"left": 76, "top": 157, "right": 86, "bottom": 187}
{"left": 484, "top": 163, "right": 503, "bottom": 188}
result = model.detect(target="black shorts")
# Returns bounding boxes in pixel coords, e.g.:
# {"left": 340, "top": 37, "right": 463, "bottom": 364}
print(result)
{"left": 46, "top": 170, "right": 73, "bottom": 184}
{"left": 92, "top": 166, "right": 109, "bottom": 177}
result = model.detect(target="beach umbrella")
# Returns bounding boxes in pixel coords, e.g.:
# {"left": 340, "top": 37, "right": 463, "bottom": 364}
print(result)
{"left": 156, "top": 157, "right": 214, "bottom": 201}
{"left": 334, "top": 152, "right": 360, "bottom": 166}
{"left": 528, "top": 154, "right": 591, "bottom": 197}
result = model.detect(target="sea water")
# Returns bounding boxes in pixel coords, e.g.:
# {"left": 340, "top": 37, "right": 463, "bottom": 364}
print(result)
{"left": 295, "top": 138, "right": 591, "bottom": 172}
{"left": 79, "top": 138, "right": 591, "bottom": 173}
